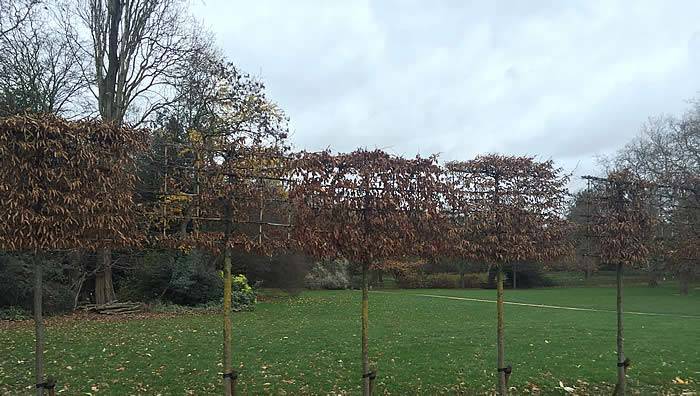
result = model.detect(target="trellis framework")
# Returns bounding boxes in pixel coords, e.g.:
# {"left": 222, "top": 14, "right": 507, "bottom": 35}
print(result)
{"left": 146, "top": 138, "right": 292, "bottom": 396}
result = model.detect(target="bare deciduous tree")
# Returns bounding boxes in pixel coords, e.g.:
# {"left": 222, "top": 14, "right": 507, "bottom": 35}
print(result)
{"left": 0, "top": 8, "right": 85, "bottom": 116}
{"left": 606, "top": 105, "right": 700, "bottom": 293}
{"left": 67, "top": 0, "right": 197, "bottom": 125}
{"left": 0, "top": 0, "right": 37, "bottom": 39}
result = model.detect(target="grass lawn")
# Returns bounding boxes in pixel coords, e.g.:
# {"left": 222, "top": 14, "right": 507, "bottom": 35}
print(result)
{"left": 1, "top": 283, "right": 698, "bottom": 395}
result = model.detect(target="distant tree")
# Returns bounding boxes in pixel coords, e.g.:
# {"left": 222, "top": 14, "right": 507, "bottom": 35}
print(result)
{"left": 0, "top": 5, "right": 84, "bottom": 116}
{"left": 605, "top": 105, "right": 699, "bottom": 292}
{"left": 289, "top": 150, "right": 448, "bottom": 396}
{"left": 0, "top": 114, "right": 144, "bottom": 395}
{"left": 446, "top": 155, "right": 572, "bottom": 396}
{"left": 666, "top": 175, "right": 699, "bottom": 295}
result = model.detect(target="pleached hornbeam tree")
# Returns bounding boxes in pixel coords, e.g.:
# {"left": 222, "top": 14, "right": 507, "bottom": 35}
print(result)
{"left": 288, "top": 149, "right": 450, "bottom": 396}
{"left": 446, "top": 155, "right": 572, "bottom": 396}
{"left": 0, "top": 114, "right": 144, "bottom": 395}
{"left": 145, "top": 49, "right": 290, "bottom": 395}
{"left": 582, "top": 171, "right": 656, "bottom": 395}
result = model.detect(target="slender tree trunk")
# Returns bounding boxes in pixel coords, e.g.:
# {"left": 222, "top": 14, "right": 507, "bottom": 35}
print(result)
{"left": 679, "top": 270, "right": 690, "bottom": 296}
{"left": 34, "top": 258, "right": 45, "bottom": 396}
{"left": 223, "top": 247, "right": 233, "bottom": 396}
{"left": 646, "top": 260, "right": 659, "bottom": 287}
{"left": 496, "top": 266, "right": 507, "bottom": 396}
{"left": 615, "top": 263, "right": 625, "bottom": 395}
{"left": 460, "top": 271, "right": 466, "bottom": 288}
{"left": 361, "top": 263, "right": 371, "bottom": 396}
{"left": 512, "top": 263, "right": 517, "bottom": 289}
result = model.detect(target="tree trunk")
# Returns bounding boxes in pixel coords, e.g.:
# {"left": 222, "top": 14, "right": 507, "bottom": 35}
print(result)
{"left": 615, "top": 263, "right": 625, "bottom": 395}
{"left": 496, "top": 266, "right": 507, "bottom": 396}
{"left": 223, "top": 247, "right": 233, "bottom": 396}
{"left": 361, "top": 263, "right": 371, "bottom": 396}
{"left": 679, "top": 270, "right": 690, "bottom": 296}
{"left": 34, "top": 258, "right": 45, "bottom": 396}
{"left": 460, "top": 271, "right": 466, "bottom": 288}
{"left": 95, "top": 249, "right": 115, "bottom": 305}
{"left": 647, "top": 272, "right": 659, "bottom": 288}
{"left": 512, "top": 263, "right": 517, "bottom": 290}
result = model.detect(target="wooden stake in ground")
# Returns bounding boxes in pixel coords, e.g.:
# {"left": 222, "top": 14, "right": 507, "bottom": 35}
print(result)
{"left": 496, "top": 266, "right": 506, "bottom": 395}
{"left": 615, "top": 263, "right": 625, "bottom": 395}
{"left": 361, "top": 263, "right": 371, "bottom": 396}
{"left": 34, "top": 258, "right": 44, "bottom": 396}
{"left": 223, "top": 246, "right": 234, "bottom": 396}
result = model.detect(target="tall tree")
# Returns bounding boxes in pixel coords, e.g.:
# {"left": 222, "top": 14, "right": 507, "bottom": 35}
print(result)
{"left": 446, "top": 155, "right": 572, "bottom": 396}
{"left": 146, "top": 48, "right": 289, "bottom": 394}
{"left": 63, "top": 0, "right": 198, "bottom": 304}
{"left": 567, "top": 189, "right": 601, "bottom": 280}
{"left": 0, "top": 6, "right": 84, "bottom": 116}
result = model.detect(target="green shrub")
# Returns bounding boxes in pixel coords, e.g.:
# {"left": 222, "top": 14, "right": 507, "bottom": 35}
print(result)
{"left": 217, "top": 273, "right": 257, "bottom": 311}
{"left": 426, "top": 273, "right": 459, "bottom": 288}
{"left": 485, "top": 262, "right": 554, "bottom": 289}
{"left": 230, "top": 274, "right": 257, "bottom": 311}
{"left": 0, "top": 306, "right": 30, "bottom": 321}
{"left": 0, "top": 253, "right": 75, "bottom": 314}
{"left": 119, "top": 249, "right": 222, "bottom": 306}
{"left": 396, "top": 272, "right": 487, "bottom": 289}
{"left": 305, "top": 260, "right": 350, "bottom": 289}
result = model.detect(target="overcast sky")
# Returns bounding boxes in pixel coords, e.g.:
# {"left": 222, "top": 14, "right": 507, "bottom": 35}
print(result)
{"left": 192, "top": 1, "right": 700, "bottom": 189}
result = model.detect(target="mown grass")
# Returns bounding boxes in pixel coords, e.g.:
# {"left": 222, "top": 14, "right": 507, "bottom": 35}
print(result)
{"left": 1, "top": 283, "right": 698, "bottom": 395}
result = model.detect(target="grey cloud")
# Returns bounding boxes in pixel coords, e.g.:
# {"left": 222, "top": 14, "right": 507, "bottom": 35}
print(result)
{"left": 193, "top": 1, "right": 700, "bottom": 188}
